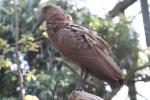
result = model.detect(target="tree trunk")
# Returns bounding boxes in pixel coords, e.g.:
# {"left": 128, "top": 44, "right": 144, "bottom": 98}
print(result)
{"left": 140, "top": 0, "right": 150, "bottom": 46}
{"left": 127, "top": 76, "right": 137, "bottom": 100}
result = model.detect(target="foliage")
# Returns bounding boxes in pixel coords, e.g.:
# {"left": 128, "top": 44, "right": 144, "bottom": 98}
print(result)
{"left": 0, "top": 0, "right": 148, "bottom": 100}
{"left": 24, "top": 95, "right": 39, "bottom": 100}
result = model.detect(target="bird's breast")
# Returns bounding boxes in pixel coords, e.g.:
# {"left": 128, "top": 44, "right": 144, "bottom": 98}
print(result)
{"left": 47, "top": 31, "right": 82, "bottom": 63}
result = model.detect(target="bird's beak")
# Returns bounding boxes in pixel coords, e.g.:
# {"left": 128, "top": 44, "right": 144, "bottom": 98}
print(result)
{"left": 32, "top": 13, "right": 45, "bottom": 33}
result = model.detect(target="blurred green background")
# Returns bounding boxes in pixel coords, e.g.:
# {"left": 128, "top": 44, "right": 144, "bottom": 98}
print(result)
{"left": 0, "top": 0, "right": 150, "bottom": 100}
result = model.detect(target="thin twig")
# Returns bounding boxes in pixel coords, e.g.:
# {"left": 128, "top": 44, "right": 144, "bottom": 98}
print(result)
{"left": 14, "top": 0, "right": 24, "bottom": 100}
{"left": 125, "top": 62, "right": 150, "bottom": 82}
{"left": 135, "top": 76, "right": 150, "bottom": 82}
{"left": 136, "top": 91, "right": 148, "bottom": 100}
{"left": 130, "top": 62, "right": 150, "bottom": 73}
{"left": 131, "top": 11, "right": 141, "bottom": 21}
{"left": 33, "top": 36, "right": 45, "bottom": 42}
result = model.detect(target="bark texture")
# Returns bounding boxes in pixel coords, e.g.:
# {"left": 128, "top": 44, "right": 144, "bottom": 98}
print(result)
{"left": 68, "top": 91, "right": 104, "bottom": 100}
{"left": 140, "top": 0, "right": 150, "bottom": 46}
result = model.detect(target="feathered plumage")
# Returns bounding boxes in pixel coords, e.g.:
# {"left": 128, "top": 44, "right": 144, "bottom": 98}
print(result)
{"left": 32, "top": 5, "right": 124, "bottom": 90}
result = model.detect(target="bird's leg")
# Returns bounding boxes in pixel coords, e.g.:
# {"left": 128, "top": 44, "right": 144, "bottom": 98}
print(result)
{"left": 75, "top": 66, "right": 87, "bottom": 90}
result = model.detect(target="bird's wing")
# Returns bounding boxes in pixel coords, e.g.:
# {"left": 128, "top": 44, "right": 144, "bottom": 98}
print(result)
{"left": 55, "top": 24, "right": 124, "bottom": 89}
{"left": 69, "top": 24, "right": 120, "bottom": 71}
{"left": 69, "top": 24, "right": 109, "bottom": 51}
{"left": 58, "top": 24, "right": 123, "bottom": 89}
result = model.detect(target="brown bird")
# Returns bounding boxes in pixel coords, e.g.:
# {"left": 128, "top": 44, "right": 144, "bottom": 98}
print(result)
{"left": 32, "top": 5, "right": 124, "bottom": 90}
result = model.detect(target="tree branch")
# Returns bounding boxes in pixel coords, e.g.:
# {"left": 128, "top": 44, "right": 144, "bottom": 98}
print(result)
{"left": 108, "top": 0, "right": 137, "bottom": 18}
{"left": 130, "top": 62, "right": 150, "bottom": 73}
{"left": 68, "top": 91, "right": 104, "bottom": 100}
{"left": 52, "top": 57, "right": 80, "bottom": 77}
{"left": 136, "top": 90, "right": 149, "bottom": 100}
{"left": 52, "top": 57, "right": 103, "bottom": 86}
{"left": 14, "top": 1, "right": 24, "bottom": 100}
{"left": 125, "top": 62, "right": 150, "bottom": 83}
{"left": 136, "top": 76, "right": 150, "bottom": 82}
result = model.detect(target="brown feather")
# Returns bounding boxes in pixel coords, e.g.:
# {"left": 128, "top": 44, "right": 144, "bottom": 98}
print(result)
{"left": 36, "top": 5, "right": 124, "bottom": 90}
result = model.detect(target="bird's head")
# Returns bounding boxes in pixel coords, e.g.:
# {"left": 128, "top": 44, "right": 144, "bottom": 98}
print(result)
{"left": 32, "top": 5, "right": 72, "bottom": 33}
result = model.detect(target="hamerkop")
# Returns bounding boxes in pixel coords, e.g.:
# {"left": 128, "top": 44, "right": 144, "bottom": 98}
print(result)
{"left": 32, "top": 5, "right": 124, "bottom": 90}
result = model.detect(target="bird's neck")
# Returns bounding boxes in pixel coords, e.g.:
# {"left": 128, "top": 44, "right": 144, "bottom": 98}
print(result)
{"left": 46, "top": 21, "right": 70, "bottom": 30}
{"left": 46, "top": 21, "right": 70, "bottom": 36}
